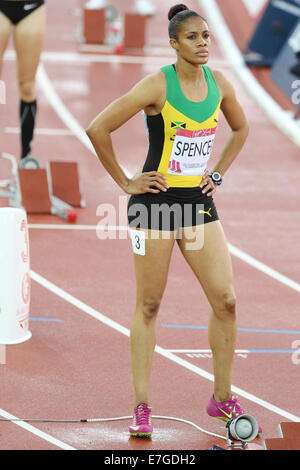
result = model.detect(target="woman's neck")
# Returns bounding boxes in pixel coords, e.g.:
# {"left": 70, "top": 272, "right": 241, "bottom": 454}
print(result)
{"left": 175, "top": 57, "right": 205, "bottom": 84}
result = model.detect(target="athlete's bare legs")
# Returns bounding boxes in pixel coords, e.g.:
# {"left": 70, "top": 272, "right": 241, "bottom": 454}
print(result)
{"left": 0, "top": 12, "right": 12, "bottom": 77}
{"left": 13, "top": 5, "right": 46, "bottom": 102}
{"left": 130, "top": 229, "right": 176, "bottom": 406}
{"left": 177, "top": 220, "right": 237, "bottom": 402}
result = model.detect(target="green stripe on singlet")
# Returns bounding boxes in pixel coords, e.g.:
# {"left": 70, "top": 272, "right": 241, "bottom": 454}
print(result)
{"left": 161, "top": 64, "right": 220, "bottom": 123}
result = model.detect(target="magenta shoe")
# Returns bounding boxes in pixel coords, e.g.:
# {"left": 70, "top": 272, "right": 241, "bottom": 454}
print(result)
{"left": 129, "top": 403, "right": 153, "bottom": 438}
{"left": 206, "top": 394, "right": 262, "bottom": 434}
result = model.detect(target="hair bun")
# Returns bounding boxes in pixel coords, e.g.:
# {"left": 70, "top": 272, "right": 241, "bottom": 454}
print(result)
{"left": 168, "top": 4, "right": 189, "bottom": 21}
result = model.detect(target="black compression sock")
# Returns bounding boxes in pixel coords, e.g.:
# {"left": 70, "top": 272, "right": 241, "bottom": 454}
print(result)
{"left": 20, "top": 99, "right": 37, "bottom": 159}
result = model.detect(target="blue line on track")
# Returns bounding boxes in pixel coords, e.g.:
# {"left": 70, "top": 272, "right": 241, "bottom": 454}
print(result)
{"left": 29, "top": 317, "right": 61, "bottom": 322}
{"left": 248, "top": 350, "right": 295, "bottom": 353}
{"left": 163, "top": 325, "right": 300, "bottom": 334}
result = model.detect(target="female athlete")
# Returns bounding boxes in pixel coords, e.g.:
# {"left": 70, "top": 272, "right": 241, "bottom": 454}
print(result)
{"left": 86, "top": 3, "right": 261, "bottom": 437}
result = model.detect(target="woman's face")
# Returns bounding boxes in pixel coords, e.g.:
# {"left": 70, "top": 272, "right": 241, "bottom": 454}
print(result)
{"left": 170, "top": 16, "right": 211, "bottom": 65}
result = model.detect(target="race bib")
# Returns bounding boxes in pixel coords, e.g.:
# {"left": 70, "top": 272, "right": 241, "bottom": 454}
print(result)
{"left": 130, "top": 229, "right": 146, "bottom": 256}
{"left": 168, "top": 127, "right": 216, "bottom": 176}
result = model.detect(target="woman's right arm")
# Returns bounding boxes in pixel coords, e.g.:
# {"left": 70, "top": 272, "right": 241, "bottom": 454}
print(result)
{"left": 86, "top": 72, "right": 169, "bottom": 195}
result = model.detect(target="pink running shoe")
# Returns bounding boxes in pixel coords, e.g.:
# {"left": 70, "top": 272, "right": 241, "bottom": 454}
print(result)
{"left": 129, "top": 403, "right": 153, "bottom": 438}
{"left": 206, "top": 395, "right": 262, "bottom": 434}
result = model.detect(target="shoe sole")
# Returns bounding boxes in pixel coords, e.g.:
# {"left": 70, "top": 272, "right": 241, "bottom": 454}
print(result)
{"left": 129, "top": 432, "right": 152, "bottom": 438}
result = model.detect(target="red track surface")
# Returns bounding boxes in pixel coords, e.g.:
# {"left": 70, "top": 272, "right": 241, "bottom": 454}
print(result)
{"left": 0, "top": 0, "right": 299, "bottom": 451}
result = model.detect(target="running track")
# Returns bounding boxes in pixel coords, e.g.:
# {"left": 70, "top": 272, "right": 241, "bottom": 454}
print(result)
{"left": 0, "top": 0, "right": 299, "bottom": 451}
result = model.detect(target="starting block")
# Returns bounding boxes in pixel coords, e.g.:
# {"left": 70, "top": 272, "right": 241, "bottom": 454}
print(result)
{"left": 82, "top": 4, "right": 148, "bottom": 49}
{"left": 263, "top": 422, "right": 300, "bottom": 450}
{"left": 47, "top": 161, "right": 85, "bottom": 208}
{"left": 18, "top": 169, "right": 52, "bottom": 214}
{"left": 123, "top": 13, "right": 147, "bottom": 49}
{"left": 0, "top": 153, "right": 85, "bottom": 223}
{"left": 83, "top": 7, "right": 105, "bottom": 44}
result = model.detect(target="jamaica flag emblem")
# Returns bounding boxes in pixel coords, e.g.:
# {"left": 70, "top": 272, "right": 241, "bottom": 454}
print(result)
{"left": 171, "top": 121, "right": 186, "bottom": 129}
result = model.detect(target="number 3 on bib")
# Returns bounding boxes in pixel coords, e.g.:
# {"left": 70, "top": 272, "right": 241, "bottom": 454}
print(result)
{"left": 130, "top": 229, "right": 146, "bottom": 256}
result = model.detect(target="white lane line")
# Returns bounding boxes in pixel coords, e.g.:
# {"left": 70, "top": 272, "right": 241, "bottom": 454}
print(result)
{"left": 29, "top": 224, "right": 99, "bottom": 230}
{"left": 198, "top": 0, "right": 300, "bottom": 148}
{"left": 0, "top": 407, "right": 76, "bottom": 450}
{"left": 36, "top": 64, "right": 96, "bottom": 155}
{"left": 31, "top": 270, "right": 131, "bottom": 337}
{"left": 0, "top": 127, "right": 73, "bottom": 136}
{"left": 30, "top": 269, "right": 300, "bottom": 422}
{"left": 3, "top": 49, "right": 229, "bottom": 68}
{"left": 228, "top": 244, "right": 300, "bottom": 293}
{"left": 28, "top": 224, "right": 128, "bottom": 230}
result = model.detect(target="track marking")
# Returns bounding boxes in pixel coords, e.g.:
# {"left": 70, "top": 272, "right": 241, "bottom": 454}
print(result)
{"left": 0, "top": 127, "right": 73, "bottom": 136}
{"left": 163, "top": 325, "right": 300, "bottom": 334}
{"left": 228, "top": 243, "right": 300, "bottom": 293}
{"left": 36, "top": 64, "right": 96, "bottom": 155}
{"left": 168, "top": 349, "right": 249, "bottom": 354}
{"left": 30, "top": 317, "right": 61, "bottom": 322}
{"left": 0, "top": 408, "right": 76, "bottom": 450}
{"left": 4, "top": 49, "right": 229, "bottom": 68}
{"left": 28, "top": 224, "right": 128, "bottom": 230}
{"left": 167, "top": 349, "right": 296, "bottom": 354}
{"left": 30, "top": 269, "right": 300, "bottom": 422}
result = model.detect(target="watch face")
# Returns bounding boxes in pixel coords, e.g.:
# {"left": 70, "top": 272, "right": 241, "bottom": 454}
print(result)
{"left": 212, "top": 172, "right": 221, "bottom": 181}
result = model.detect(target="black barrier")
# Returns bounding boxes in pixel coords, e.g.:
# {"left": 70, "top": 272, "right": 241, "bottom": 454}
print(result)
{"left": 245, "top": 0, "right": 300, "bottom": 66}
{"left": 271, "top": 20, "right": 300, "bottom": 110}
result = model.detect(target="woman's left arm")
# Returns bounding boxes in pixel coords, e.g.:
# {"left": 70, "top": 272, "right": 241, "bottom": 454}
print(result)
{"left": 213, "top": 70, "right": 249, "bottom": 175}
{"left": 200, "top": 71, "right": 249, "bottom": 195}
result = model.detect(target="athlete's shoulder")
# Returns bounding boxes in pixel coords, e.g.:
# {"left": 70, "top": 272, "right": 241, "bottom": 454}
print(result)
{"left": 124, "top": 69, "right": 166, "bottom": 110}
{"left": 131, "top": 69, "right": 166, "bottom": 95}
{"left": 144, "top": 69, "right": 166, "bottom": 85}
{"left": 133, "top": 69, "right": 166, "bottom": 96}
{"left": 209, "top": 68, "right": 236, "bottom": 101}
{"left": 209, "top": 68, "right": 229, "bottom": 87}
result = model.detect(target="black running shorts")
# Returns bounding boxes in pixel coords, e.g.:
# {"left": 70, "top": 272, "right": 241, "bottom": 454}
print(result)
{"left": 0, "top": 1, "right": 45, "bottom": 25}
{"left": 127, "top": 186, "right": 219, "bottom": 231}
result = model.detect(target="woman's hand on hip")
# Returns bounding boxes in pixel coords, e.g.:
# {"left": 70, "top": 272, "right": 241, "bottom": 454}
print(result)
{"left": 125, "top": 171, "right": 169, "bottom": 195}
{"left": 199, "top": 170, "right": 217, "bottom": 197}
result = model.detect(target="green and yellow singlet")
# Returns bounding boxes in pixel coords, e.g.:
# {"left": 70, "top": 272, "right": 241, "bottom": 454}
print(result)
{"left": 143, "top": 64, "right": 221, "bottom": 188}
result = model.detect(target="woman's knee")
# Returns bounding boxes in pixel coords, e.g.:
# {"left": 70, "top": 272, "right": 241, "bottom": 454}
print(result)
{"left": 19, "top": 78, "right": 36, "bottom": 102}
{"left": 139, "top": 297, "right": 161, "bottom": 322}
{"left": 214, "top": 291, "right": 237, "bottom": 319}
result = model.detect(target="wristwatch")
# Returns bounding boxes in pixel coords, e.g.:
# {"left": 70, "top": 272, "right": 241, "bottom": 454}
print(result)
{"left": 209, "top": 171, "right": 223, "bottom": 185}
